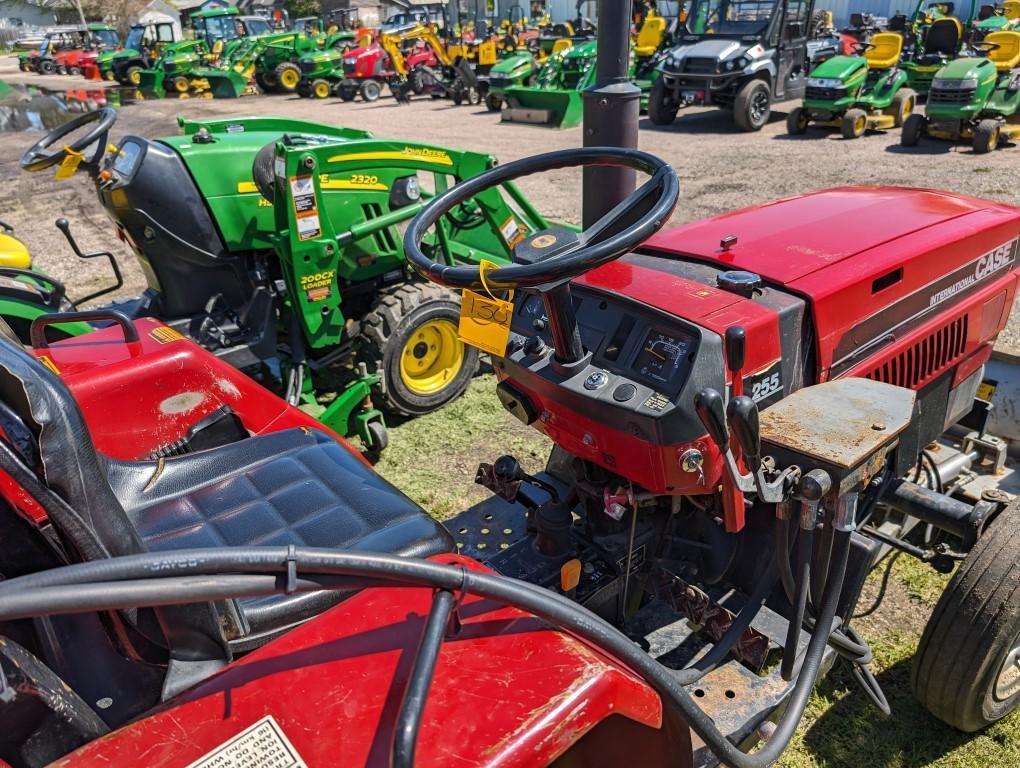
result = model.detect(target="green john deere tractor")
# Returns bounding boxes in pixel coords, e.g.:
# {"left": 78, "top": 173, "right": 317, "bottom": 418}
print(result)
{"left": 253, "top": 30, "right": 342, "bottom": 93}
{"left": 501, "top": 39, "right": 599, "bottom": 127}
{"left": 901, "top": 29, "right": 1020, "bottom": 151}
{"left": 16, "top": 112, "right": 546, "bottom": 451}
{"left": 97, "top": 21, "right": 179, "bottom": 85}
{"left": 788, "top": 32, "right": 917, "bottom": 137}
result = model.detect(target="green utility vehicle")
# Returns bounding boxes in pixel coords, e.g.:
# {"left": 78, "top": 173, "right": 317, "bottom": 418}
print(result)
{"left": 17, "top": 112, "right": 547, "bottom": 450}
{"left": 788, "top": 32, "right": 917, "bottom": 137}
{"left": 902, "top": 29, "right": 1020, "bottom": 151}
{"left": 97, "top": 22, "right": 179, "bottom": 85}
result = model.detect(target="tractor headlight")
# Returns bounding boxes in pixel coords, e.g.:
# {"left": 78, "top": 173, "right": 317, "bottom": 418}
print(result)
{"left": 736, "top": 57, "right": 749, "bottom": 69}
{"left": 932, "top": 77, "right": 977, "bottom": 89}
{"left": 390, "top": 175, "right": 421, "bottom": 209}
{"left": 808, "top": 77, "right": 843, "bottom": 89}
{"left": 724, "top": 60, "right": 735, "bottom": 70}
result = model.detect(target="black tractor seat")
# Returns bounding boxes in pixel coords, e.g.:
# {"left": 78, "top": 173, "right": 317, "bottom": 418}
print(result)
{"left": 0, "top": 338, "right": 453, "bottom": 657}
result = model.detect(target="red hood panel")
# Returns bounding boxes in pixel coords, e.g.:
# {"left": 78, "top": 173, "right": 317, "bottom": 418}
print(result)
{"left": 645, "top": 187, "right": 996, "bottom": 283}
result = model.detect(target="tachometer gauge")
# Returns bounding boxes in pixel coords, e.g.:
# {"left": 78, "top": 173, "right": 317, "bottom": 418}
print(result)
{"left": 634, "top": 329, "right": 689, "bottom": 384}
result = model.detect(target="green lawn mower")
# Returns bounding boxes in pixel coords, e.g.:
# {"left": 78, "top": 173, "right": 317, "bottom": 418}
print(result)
{"left": 260, "top": 29, "right": 360, "bottom": 94}
{"left": 15, "top": 111, "right": 546, "bottom": 452}
{"left": 501, "top": 39, "right": 599, "bottom": 128}
{"left": 788, "top": 32, "right": 917, "bottom": 137}
{"left": 97, "top": 22, "right": 179, "bottom": 86}
{"left": 481, "top": 49, "right": 538, "bottom": 112}
{"left": 902, "top": 29, "right": 1020, "bottom": 151}
{"left": 900, "top": 1, "right": 977, "bottom": 94}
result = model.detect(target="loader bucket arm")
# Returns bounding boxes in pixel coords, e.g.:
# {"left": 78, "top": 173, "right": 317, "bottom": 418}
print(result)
{"left": 270, "top": 139, "right": 548, "bottom": 347}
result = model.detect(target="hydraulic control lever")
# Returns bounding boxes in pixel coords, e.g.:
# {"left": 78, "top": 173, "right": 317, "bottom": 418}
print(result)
{"left": 55, "top": 218, "right": 124, "bottom": 306}
{"left": 475, "top": 455, "right": 560, "bottom": 509}
{"left": 695, "top": 387, "right": 799, "bottom": 503}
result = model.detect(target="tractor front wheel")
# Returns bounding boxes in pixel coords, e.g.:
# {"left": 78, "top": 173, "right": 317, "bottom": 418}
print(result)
{"left": 360, "top": 78, "right": 382, "bottom": 102}
{"left": 912, "top": 503, "right": 1020, "bottom": 731}
{"left": 486, "top": 92, "right": 502, "bottom": 112}
{"left": 68, "top": 66, "right": 81, "bottom": 76}
{"left": 973, "top": 119, "right": 1001, "bottom": 154}
{"left": 276, "top": 62, "right": 301, "bottom": 92}
{"left": 171, "top": 75, "right": 190, "bottom": 94}
{"left": 733, "top": 79, "right": 771, "bottom": 132}
{"left": 786, "top": 106, "right": 809, "bottom": 135}
{"left": 889, "top": 87, "right": 916, "bottom": 127}
{"left": 361, "top": 282, "right": 478, "bottom": 417}
{"left": 311, "top": 78, "right": 332, "bottom": 99}
{"left": 125, "top": 65, "right": 143, "bottom": 86}
{"left": 901, "top": 112, "right": 925, "bottom": 146}
{"left": 296, "top": 79, "right": 312, "bottom": 98}
{"left": 647, "top": 76, "right": 679, "bottom": 126}
{"left": 337, "top": 85, "right": 356, "bottom": 101}
{"left": 841, "top": 108, "right": 868, "bottom": 139}
{"left": 38, "top": 59, "right": 55, "bottom": 74}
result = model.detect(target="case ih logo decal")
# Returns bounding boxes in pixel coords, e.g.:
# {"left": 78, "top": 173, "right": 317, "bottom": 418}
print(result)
{"left": 929, "top": 238, "right": 1017, "bottom": 309}
{"left": 832, "top": 236, "right": 1018, "bottom": 372}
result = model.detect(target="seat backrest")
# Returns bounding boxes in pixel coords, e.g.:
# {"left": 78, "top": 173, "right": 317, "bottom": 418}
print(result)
{"left": 552, "top": 37, "right": 572, "bottom": 54}
{"left": 0, "top": 338, "right": 144, "bottom": 560}
{"left": 864, "top": 32, "right": 904, "bottom": 67}
{"left": 978, "top": 4, "right": 996, "bottom": 19}
{"left": 850, "top": 12, "right": 865, "bottom": 26}
{"left": 637, "top": 15, "right": 667, "bottom": 49}
{"left": 985, "top": 29, "right": 1020, "bottom": 69}
{"left": 924, "top": 17, "right": 962, "bottom": 54}
{"left": 1002, "top": 0, "right": 1020, "bottom": 20}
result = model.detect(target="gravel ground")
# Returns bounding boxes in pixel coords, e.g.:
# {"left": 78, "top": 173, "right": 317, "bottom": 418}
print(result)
{"left": 1, "top": 58, "right": 1017, "bottom": 351}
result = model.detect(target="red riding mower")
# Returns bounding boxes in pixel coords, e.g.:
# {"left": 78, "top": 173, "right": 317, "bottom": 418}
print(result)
{"left": 0, "top": 140, "right": 1018, "bottom": 768}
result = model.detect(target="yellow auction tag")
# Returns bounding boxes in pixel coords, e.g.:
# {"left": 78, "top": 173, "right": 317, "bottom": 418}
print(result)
{"left": 54, "top": 146, "right": 84, "bottom": 180}
{"left": 458, "top": 260, "right": 514, "bottom": 356}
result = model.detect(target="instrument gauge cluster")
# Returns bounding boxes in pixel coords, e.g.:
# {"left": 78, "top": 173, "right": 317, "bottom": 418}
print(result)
{"left": 632, "top": 329, "right": 694, "bottom": 387}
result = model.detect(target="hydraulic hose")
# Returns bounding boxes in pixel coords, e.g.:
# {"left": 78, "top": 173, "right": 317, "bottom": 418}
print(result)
{"left": 776, "top": 515, "right": 797, "bottom": 605}
{"left": 781, "top": 525, "right": 813, "bottom": 682}
{"left": 0, "top": 537, "right": 853, "bottom": 768}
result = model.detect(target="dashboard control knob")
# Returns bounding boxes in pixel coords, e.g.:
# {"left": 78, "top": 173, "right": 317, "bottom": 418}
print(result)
{"left": 584, "top": 370, "right": 609, "bottom": 390}
{"left": 613, "top": 383, "right": 636, "bottom": 402}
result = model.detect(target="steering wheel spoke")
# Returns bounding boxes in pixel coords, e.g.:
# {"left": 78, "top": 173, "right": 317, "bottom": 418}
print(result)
{"left": 20, "top": 107, "right": 117, "bottom": 175}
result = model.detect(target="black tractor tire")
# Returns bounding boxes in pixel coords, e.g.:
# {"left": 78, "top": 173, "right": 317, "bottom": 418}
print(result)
{"left": 296, "top": 79, "right": 312, "bottom": 98}
{"left": 889, "top": 87, "right": 916, "bottom": 127}
{"left": 68, "top": 66, "right": 81, "bottom": 76}
{"left": 648, "top": 76, "right": 679, "bottom": 126}
{"left": 275, "top": 62, "right": 301, "bottom": 92}
{"left": 252, "top": 141, "right": 277, "bottom": 202}
{"left": 56, "top": 64, "right": 67, "bottom": 75}
{"left": 409, "top": 68, "right": 426, "bottom": 94}
{"left": 810, "top": 8, "right": 830, "bottom": 36}
{"left": 733, "top": 79, "right": 772, "bottom": 132}
{"left": 255, "top": 72, "right": 276, "bottom": 92}
{"left": 360, "top": 78, "right": 382, "bottom": 102}
{"left": 18, "top": 60, "right": 28, "bottom": 72}
{"left": 124, "top": 65, "right": 143, "bottom": 86}
{"left": 786, "top": 106, "right": 809, "bottom": 135}
{"left": 901, "top": 112, "right": 925, "bottom": 146}
{"left": 973, "top": 119, "right": 1001, "bottom": 154}
{"left": 337, "top": 85, "right": 357, "bottom": 101}
{"left": 486, "top": 92, "right": 502, "bottom": 112}
{"left": 171, "top": 75, "right": 190, "bottom": 94}
{"left": 841, "top": 108, "right": 868, "bottom": 138}
{"left": 911, "top": 506, "right": 1020, "bottom": 731}
{"left": 360, "top": 282, "right": 479, "bottom": 417}
{"left": 38, "top": 59, "right": 55, "bottom": 74}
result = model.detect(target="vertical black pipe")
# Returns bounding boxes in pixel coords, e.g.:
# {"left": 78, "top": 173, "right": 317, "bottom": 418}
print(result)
{"left": 582, "top": 0, "right": 640, "bottom": 227}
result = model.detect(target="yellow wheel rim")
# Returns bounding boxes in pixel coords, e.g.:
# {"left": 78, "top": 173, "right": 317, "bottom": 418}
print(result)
{"left": 855, "top": 115, "right": 866, "bottom": 134}
{"left": 314, "top": 82, "right": 330, "bottom": 98}
{"left": 989, "top": 129, "right": 999, "bottom": 152}
{"left": 174, "top": 77, "right": 188, "bottom": 93}
{"left": 399, "top": 319, "right": 464, "bottom": 396}
{"left": 129, "top": 69, "right": 141, "bottom": 85}
{"left": 904, "top": 97, "right": 913, "bottom": 115}
{"left": 281, "top": 68, "right": 299, "bottom": 88}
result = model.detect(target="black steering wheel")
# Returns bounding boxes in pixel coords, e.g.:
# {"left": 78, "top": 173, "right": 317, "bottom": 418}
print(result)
{"left": 973, "top": 39, "right": 1003, "bottom": 52}
{"left": 403, "top": 147, "right": 679, "bottom": 293}
{"left": 20, "top": 107, "right": 117, "bottom": 174}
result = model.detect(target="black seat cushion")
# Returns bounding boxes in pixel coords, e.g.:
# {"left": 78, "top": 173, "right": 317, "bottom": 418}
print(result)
{"left": 924, "top": 19, "right": 960, "bottom": 56}
{"left": 105, "top": 428, "right": 454, "bottom": 645}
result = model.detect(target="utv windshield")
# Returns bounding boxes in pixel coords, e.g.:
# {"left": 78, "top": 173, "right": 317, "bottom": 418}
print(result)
{"left": 194, "top": 15, "right": 241, "bottom": 46}
{"left": 124, "top": 26, "right": 144, "bottom": 49}
{"left": 686, "top": 0, "right": 777, "bottom": 36}
{"left": 94, "top": 29, "right": 119, "bottom": 47}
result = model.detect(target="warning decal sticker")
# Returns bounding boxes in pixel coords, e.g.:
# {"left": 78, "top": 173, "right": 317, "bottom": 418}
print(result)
{"left": 149, "top": 326, "right": 186, "bottom": 344}
{"left": 290, "top": 175, "right": 321, "bottom": 241}
{"left": 184, "top": 715, "right": 307, "bottom": 768}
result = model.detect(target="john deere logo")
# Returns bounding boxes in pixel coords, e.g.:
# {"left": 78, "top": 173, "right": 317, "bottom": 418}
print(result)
{"left": 532, "top": 234, "right": 557, "bottom": 249}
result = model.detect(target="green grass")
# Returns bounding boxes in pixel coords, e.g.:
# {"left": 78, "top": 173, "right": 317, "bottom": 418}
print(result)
{"left": 373, "top": 375, "right": 1020, "bottom": 767}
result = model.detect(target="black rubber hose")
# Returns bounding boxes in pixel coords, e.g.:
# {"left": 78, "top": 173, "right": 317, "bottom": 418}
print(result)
{"left": 776, "top": 515, "right": 797, "bottom": 605}
{"left": 781, "top": 525, "right": 813, "bottom": 681}
{"left": 0, "top": 540, "right": 853, "bottom": 768}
